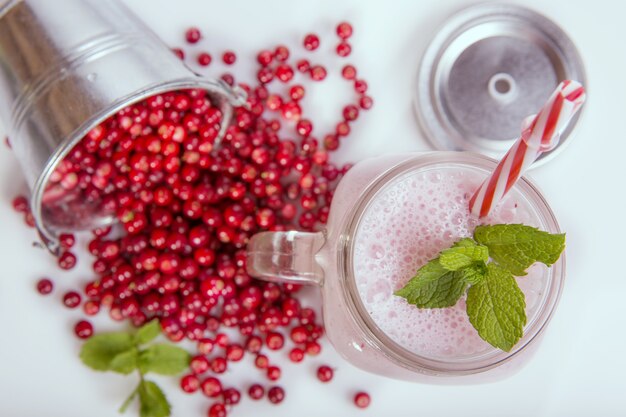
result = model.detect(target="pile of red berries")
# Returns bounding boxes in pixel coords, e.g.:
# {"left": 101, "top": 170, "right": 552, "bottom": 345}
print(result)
{"left": 15, "top": 21, "right": 371, "bottom": 416}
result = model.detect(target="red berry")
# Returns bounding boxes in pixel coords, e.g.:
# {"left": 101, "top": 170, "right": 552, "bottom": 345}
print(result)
{"left": 58, "top": 251, "right": 77, "bottom": 270}
{"left": 180, "top": 374, "right": 200, "bottom": 393}
{"left": 201, "top": 377, "right": 223, "bottom": 398}
{"left": 59, "top": 233, "right": 76, "bottom": 249}
{"left": 257, "top": 50, "right": 273, "bottom": 66}
{"left": 254, "top": 354, "right": 269, "bottom": 369}
{"left": 275, "top": 64, "right": 294, "bottom": 83}
{"left": 74, "top": 320, "right": 93, "bottom": 339}
{"left": 274, "top": 45, "right": 289, "bottom": 61}
{"left": 303, "top": 34, "right": 320, "bottom": 51}
{"left": 222, "top": 387, "right": 241, "bottom": 405}
{"left": 248, "top": 384, "right": 264, "bottom": 400}
{"left": 185, "top": 27, "right": 202, "bottom": 44}
{"left": 336, "top": 22, "right": 353, "bottom": 39}
{"left": 36, "top": 278, "right": 53, "bottom": 295}
{"left": 266, "top": 365, "right": 281, "bottom": 381}
{"left": 354, "top": 392, "right": 371, "bottom": 408}
{"left": 190, "top": 355, "right": 210, "bottom": 375}
{"left": 197, "top": 52, "right": 212, "bottom": 66}
{"left": 63, "top": 291, "right": 81, "bottom": 308}
{"left": 288, "top": 348, "right": 304, "bottom": 363}
{"left": 289, "top": 85, "right": 305, "bottom": 101}
{"left": 336, "top": 42, "right": 352, "bottom": 57}
{"left": 11, "top": 195, "right": 29, "bottom": 213}
{"left": 354, "top": 79, "right": 368, "bottom": 94}
{"left": 172, "top": 48, "right": 185, "bottom": 59}
{"left": 296, "top": 59, "right": 310, "bottom": 73}
{"left": 222, "top": 51, "right": 236, "bottom": 65}
{"left": 266, "top": 332, "right": 284, "bottom": 350}
{"left": 341, "top": 64, "right": 357, "bottom": 80}
{"left": 359, "top": 95, "right": 373, "bottom": 110}
{"left": 268, "top": 386, "right": 285, "bottom": 404}
{"left": 310, "top": 65, "right": 327, "bottom": 81}
{"left": 207, "top": 403, "right": 227, "bottom": 417}
{"left": 316, "top": 365, "right": 334, "bottom": 382}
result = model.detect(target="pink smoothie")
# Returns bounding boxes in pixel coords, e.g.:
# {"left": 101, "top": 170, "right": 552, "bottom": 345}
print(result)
{"left": 353, "top": 165, "right": 548, "bottom": 360}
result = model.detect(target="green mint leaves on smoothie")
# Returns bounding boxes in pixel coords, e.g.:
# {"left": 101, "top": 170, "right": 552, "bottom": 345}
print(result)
{"left": 474, "top": 224, "right": 566, "bottom": 276}
{"left": 466, "top": 263, "right": 526, "bottom": 351}
{"left": 394, "top": 224, "right": 565, "bottom": 352}
{"left": 80, "top": 319, "right": 189, "bottom": 417}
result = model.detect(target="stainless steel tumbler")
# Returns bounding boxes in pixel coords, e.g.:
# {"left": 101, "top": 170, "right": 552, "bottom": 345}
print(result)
{"left": 0, "top": 0, "right": 246, "bottom": 252}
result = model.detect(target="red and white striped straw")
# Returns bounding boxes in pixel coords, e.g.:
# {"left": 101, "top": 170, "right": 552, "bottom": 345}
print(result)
{"left": 469, "top": 80, "right": 586, "bottom": 218}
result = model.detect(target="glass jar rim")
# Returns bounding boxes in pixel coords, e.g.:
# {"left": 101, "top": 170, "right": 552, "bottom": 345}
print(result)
{"left": 340, "top": 151, "right": 565, "bottom": 376}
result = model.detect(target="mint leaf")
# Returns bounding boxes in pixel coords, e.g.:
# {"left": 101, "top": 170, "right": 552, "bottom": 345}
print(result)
{"left": 138, "top": 344, "right": 190, "bottom": 375}
{"left": 138, "top": 380, "right": 171, "bottom": 417}
{"left": 110, "top": 348, "right": 139, "bottom": 375}
{"left": 395, "top": 260, "right": 469, "bottom": 308}
{"left": 457, "top": 262, "right": 488, "bottom": 285}
{"left": 134, "top": 319, "right": 161, "bottom": 345}
{"left": 440, "top": 240, "right": 488, "bottom": 271}
{"left": 474, "top": 224, "right": 565, "bottom": 276}
{"left": 466, "top": 263, "right": 526, "bottom": 351}
{"left": 80, "top": 333, "right": 134, "bottom": 371}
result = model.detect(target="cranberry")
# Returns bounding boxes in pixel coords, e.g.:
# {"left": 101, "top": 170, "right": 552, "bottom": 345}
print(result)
{"left": 254, "top": 354, "right": 269, "bottom": 370}
{"left": 275, "top": 64, "right": 294, "bottom": 83}
{"left": 316, "top": 365, "right": 334, "bottom": 382}
{"left": 354, "top": 79, "right": 368, "bottom": 94}
{"left": 59, "top": 233, "right": 76, "bottom": 249}
{"left": 210, "top": 357, "right": 227, "bottom": 374}
{"left": 359, "top": 95, "right": 373, "bottom": 110}
{"left": 341, "top": 64, "right": 357, "bottom": 80}
{"left": 207, "top": 403, "right": 227, "bottom": 417}
{"left": 305, "top": 341, "right": 321, "bottom": 356}
{"left": 226, "top": 344, "right": 244, "bottom": 362}
{"left": 222, "top": 387, "right": 241, "bottom": 405}
{"left": 266, "top": 332, "right": 284, "bottom": 350}
{"left": 336, "top": 42, "right": 352, "bottom": 57}
{"left": 197, "top": 52, "right": 212, "bottom": 66}
{"left": 268, "top": 386, "right": 285, "bottom": 404}
{"left": 248, "top": 384, "right": 265, "bottom": 400}
{"left": 11, "top": 195, "right": 28, "bottom": 213}
{"left": 257, "top": 50, "right": 273, "bottom": 66}
{"left": 74, "top": 320, "right": 94, "bottom": 339}
{"left": 336, "top": 22, "right": 353, "bottom": 39}
{"left": 36, "top": 278, "right": 54, "bottom": 295}
{"left": 180, "top": 374, "right": 200, "bottom": 393}
{"left": 354, "top": 392, "right": 371, "bottom": 408}
{"left": 185, "top": 27, "right": 202, "bottom": 44}
{"left": 63, "top": 291, "right": 82, "bottom": 308}
{"left": 58, "top": 251, "right": 77, "bottom": 270}
{"left": 222, "top": 51, "right": 236, "bottom": 65}
{"left": 310, "top": 65, "right": 327, "bottom": 81}
{"left": 266, "top": 365, "right": 281, "bottom": 381}
{"left": 274, "top": 45, "right": 289, "bottom": 61}
{"left": 288, "top": 348, "right": 304, "bottom": 363}
{"left": 201, "top": 377, "right": 223, "bottom": 398}
{"left": 296, "top": 59, "right": 310, "bottom": 73}
{"left": 190, "top": 355, "right": 210, "bottom": 375}
{"left": 303, "top": 33, "right": 320, "bottom": 50}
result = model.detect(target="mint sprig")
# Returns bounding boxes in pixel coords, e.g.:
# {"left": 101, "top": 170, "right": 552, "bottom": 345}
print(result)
{"left": 80, "top": 320, "right": 190, "bottom": 417}
{"left": 395, "top": 224, "right": 565, "bottom": 351}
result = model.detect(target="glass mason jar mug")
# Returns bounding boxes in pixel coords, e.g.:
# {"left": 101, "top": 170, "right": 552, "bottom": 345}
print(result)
{"left": 247, "top": 152, "right": 565, "bottom": 383}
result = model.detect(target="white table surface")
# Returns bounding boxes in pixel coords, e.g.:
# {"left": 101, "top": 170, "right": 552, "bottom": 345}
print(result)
{"left": 1, "top": 0, "right": 625, "bottom": 416}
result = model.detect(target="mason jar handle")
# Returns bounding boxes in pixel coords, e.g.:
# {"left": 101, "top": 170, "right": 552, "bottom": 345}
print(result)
{"left": 246, "top": 231, "right": 325, "bottom": 285}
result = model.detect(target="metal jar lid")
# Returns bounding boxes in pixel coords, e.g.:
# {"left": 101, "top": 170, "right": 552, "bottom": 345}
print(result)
{"left": 415, "top": 3, "right": 586, "bottom": 164}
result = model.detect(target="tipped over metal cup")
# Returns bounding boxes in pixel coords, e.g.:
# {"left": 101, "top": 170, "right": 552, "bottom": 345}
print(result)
{"left": 0, "top": 0, "right": 246, "bottom": 253}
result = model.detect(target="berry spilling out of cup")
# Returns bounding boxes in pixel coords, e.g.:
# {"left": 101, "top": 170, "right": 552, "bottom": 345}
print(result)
{"left": 9, "top": 21, "right": 373, "bottom": 417}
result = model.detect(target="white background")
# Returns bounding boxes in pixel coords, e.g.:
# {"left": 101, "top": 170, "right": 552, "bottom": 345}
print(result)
{"left": 1, "top": 0, "right": 625, "bottom": 416}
